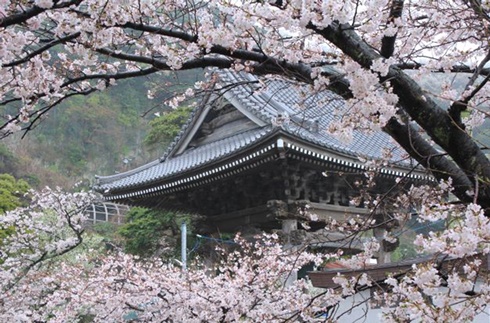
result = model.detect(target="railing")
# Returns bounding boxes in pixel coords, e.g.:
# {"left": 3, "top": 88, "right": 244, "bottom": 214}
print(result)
{"left": 84, "top": 202, "right": 130, "bottom": 226}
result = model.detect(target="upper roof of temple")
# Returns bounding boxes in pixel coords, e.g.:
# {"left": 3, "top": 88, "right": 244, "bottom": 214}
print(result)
{"left": 95, "top": 70, "right": 421, "bottom": 197}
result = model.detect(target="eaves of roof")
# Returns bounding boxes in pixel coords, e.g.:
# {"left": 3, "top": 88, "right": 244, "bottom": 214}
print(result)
{"left": 95, "top": 126, "right": 281, "bottom": 194}
{"left": 277, "top": 128, "right": 428, "bottom": 178}
{"left": 96, "top": 126, "right": 431, "bottom": 202}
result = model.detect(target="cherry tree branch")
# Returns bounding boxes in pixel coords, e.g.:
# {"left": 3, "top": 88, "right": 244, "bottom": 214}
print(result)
{"left": 2, "top": 32, "right": 81, "bottom": 68}
{"left": 310, "top": 20, "right": 490, "bottom": 210}
{"left": 384, "top": 117, "right": 474, "bottom": 204}
{"left": 117, "top": 22, "right": 198, "bottom": 42}
{"left": 465, "top": 0, "right": 490, "bottom": 22}
{"left": 0, "top": 0, "right": 84, "bottom": 28}
{"left": 381, "top": 0, "right": 404, "bottom": 58}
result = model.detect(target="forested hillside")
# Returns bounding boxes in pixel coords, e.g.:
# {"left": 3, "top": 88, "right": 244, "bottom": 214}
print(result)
{"left": 1, "top": 70, "right": 200, "bottom": 189}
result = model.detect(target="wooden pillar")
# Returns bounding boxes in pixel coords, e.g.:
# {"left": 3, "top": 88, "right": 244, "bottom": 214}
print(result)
{"left": 282, "top": 219, "right": 297, "bottom": 244}
{"left": 282, "top": 219, "right": 298, "bottom": 285}
{"left": 373, "top": 227, "right": 391, "bottom": 264}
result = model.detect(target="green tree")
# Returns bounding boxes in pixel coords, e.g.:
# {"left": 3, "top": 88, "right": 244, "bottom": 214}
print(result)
{"left": 118, "top": 207, "right": 185, "bottom": 258}
{"left": 0, "top": 174, "right": 29, "bottom": 213}
{"left": 144, "top": 106, "right": 193, "bottom": 152}
{"left": 0, "top": 144, "right": 16, "bottom": 175}
{"left": 0, "top": 175, "right": 30, "bottom": 264}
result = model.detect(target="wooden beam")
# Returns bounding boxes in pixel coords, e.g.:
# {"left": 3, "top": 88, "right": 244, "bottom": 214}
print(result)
{"left": 307, "top": 202, "right": 370, "bottom": 222}
{"left": 208, "top": 205, "right": 277, "bottom": 232}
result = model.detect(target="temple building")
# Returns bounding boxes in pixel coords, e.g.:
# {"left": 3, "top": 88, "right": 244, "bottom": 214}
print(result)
{"left": 94, "top": 70, "right": 430, "bottom": 260}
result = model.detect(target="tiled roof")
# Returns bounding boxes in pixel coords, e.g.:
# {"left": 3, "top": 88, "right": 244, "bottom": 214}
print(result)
{"left": 218, "top": 71, "right": 407, "bottom": 162}
{"left": 309, "top": 253, "right": 490, "bottom": 289}
{"left": 95, "top": 70, "right": 415, "bottom": 193}
{"left": 97, "top": 127, "right": 274, "bottom": 191}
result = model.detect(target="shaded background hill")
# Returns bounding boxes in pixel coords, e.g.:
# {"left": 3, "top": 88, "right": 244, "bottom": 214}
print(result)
{"left": 1, "top": 70, "right": 200, "bottom": 190}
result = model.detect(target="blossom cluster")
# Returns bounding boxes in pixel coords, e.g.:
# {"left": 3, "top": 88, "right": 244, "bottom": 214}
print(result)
{"left": 1, "top": 196, "right": 345, "bottom": 323}
{"left": 0, "top": 187, "right": 95, "bottom": 320}
{"left": 0, "top": 183, "right": 488, "bottom": 322}
{"left": 1, "top": 0, "right": 489, "bottom": 137}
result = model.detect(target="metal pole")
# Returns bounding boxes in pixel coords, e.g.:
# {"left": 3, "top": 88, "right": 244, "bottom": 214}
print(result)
{"left": 181, "top": 222, "right": 187, "bottom": 271}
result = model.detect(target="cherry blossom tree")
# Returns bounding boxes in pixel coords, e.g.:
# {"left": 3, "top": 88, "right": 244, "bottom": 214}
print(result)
{"left": 1, "top": 0, "right": 489, "bottom": 208}
{"left": 1, "top": 188, "right": 345, "bottom": 322}
{"left": 0, "top": 186, "right": 487, "bottom": 322}
{"left": 0, "top": 188, "right": 95, "bottom": 320}
{"left": 3, "top": 234, "right": 340, "bottom": 322}
{"left": 1, "top": 0, "right": 490, "bottom": 321}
